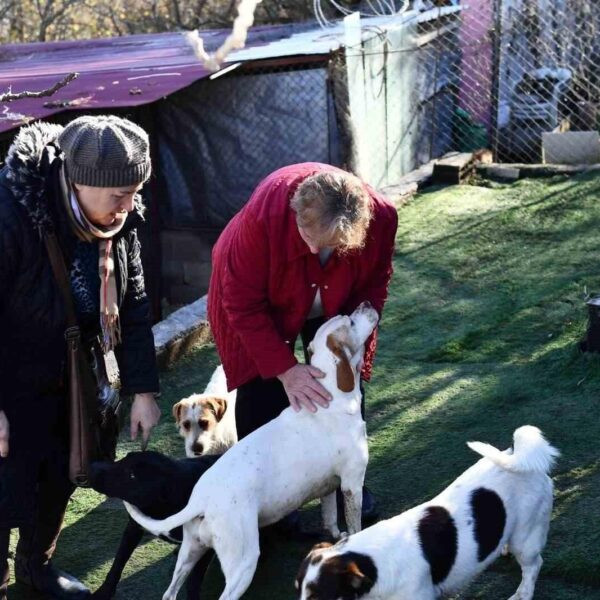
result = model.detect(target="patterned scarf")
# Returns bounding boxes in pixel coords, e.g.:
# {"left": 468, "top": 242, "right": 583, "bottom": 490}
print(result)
{"left": 60, "top": 165, "right": 127, "bottom": 352}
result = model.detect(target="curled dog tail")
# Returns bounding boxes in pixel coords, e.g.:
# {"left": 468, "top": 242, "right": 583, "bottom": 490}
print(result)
{"left": 467, "top": 426, "right": 559, "bottom": 474}
{"left": 204, "top": 364, "right": 229, "bottom": 396}
{"left": 124, "top": 501, "right": 203, "bottom": 537}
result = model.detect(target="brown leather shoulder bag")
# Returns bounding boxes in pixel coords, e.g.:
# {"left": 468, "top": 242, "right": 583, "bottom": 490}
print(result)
{"left": 44, "top": 232, "right": 121, "bottom": 486}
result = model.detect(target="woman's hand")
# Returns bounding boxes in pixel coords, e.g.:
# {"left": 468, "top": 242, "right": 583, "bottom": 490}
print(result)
{"left": 0, "top": 411, "right": 9, "bottom": 458}
{"left": 278, "top": 364, "right": 332, "bottom": 413}
{"left": 130, "top": 393, "right": 161, "bottom": 449}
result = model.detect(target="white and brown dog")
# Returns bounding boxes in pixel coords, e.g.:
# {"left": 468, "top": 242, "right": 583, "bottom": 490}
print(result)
{"left": 172, "top": 365, "right": 237, "bottom": 457}
{"left": 125, "top": 302, "right": 379, "bottom": 600}
{"left": 297, "top": 426, "right": 559, "bottom": 600}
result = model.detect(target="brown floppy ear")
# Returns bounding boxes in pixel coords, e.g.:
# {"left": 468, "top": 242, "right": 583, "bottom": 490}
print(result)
{"left": 347, "top": 561, "right": 371, "bottom": 590}
{"left": 172, "top": 401, "right": 184, "bottom": 424}
{"left": 205, "top": 397, "right": 227, "bottom": 422}
{"left": 296, "top": 542, "right": 332, "bottom": 590}
{"left": 326, "top": 334, "right": 354, "bottom": 393}
{"left": 311, "top": 541, "right": 334, "bottom": 552}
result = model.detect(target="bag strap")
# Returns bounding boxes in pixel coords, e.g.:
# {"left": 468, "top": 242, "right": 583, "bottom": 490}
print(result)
{"left": 44, "top": 231, "right": 78, "bottom": 330}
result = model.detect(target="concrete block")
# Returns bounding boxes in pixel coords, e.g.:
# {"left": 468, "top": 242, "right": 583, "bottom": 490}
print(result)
{"left": 153, "top": 296, "right": 212, "bottom": 369}
{"left": 542, "top": 131, "right": 600, "bottom": 165}
{"left": 379, "top": 182, "right": 418, "bottom": 207}
{"left": 484, "top": 165, "right": 521, "bottom": 182}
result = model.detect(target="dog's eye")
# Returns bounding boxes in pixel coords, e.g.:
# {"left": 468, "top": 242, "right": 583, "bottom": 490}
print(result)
{"left": 182, "top": 420, "right": 191, "bottom": 431}
{"left": 199, "top": 419, "right": 210, "bottom": 430}
{"left": 129, "top": 472, "right": 136, "bottom": 480}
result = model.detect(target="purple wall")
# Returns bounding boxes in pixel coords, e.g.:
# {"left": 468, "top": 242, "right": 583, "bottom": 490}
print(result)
{"left": 459, "top": 0, "right": 494, "bottom": 129}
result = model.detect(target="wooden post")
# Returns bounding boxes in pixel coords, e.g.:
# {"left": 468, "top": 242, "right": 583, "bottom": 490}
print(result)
{"left": 580, "top": 296, "right": 600, "bottom": 353}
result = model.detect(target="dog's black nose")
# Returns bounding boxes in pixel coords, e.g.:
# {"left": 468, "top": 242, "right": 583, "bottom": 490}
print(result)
{"left": 192, "top": 442, "right": 204, "bottom": 455}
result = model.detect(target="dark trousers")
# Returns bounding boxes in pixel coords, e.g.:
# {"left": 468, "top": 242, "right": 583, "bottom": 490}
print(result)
{"left": 0, "top": 461, "right": 74, "bottom": 576}
{"left": 235, "top": 318, "right": 366, "bottom": 440}
{"left": 15, "top": 461, "right": 75, "bottom": 564}
{"left": 0, "top": 529, "right": 8, "bottom": 595}
{"left": 0, "top": 393, "right": 74, "bottom": 582}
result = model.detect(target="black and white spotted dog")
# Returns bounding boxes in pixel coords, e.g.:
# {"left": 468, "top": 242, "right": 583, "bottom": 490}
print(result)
{"left": 297, "top": 426, "right": 559, "bottom": 600}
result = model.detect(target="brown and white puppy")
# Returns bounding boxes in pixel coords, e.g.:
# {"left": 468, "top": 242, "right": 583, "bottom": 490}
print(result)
{"left": 172, "top": 365, "right": 237, "bottom": 457}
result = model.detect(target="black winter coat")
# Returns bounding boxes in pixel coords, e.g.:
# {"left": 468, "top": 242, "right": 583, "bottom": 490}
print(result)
{"left": 0, "top": 122, "right": 159, "bottom": 418}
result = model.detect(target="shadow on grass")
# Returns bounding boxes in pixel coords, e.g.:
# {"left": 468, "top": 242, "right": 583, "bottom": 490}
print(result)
{"left": 10, "top": 175, "right": 600, "bottom": 599}
{"left": 403, "top": 176, "right": 600, "bottom": 258}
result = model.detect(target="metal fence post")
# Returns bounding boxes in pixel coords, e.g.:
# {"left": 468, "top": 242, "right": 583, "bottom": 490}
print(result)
{"left": 491, "top": 0, "right": 504, "bottom": 161}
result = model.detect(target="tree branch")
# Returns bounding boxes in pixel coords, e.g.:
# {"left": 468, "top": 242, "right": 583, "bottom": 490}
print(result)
{"left": 0, "top": 72, "right": 79, "bottom": 103}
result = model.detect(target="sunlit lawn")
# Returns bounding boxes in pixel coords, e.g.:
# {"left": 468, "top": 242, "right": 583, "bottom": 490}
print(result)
{"left": 9, "top": 173, "right": 600, "bottom": 599}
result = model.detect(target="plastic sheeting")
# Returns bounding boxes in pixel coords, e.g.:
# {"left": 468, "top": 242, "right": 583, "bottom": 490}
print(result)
{"left": 155, "top": 67, "right": 337, "bottom": 229}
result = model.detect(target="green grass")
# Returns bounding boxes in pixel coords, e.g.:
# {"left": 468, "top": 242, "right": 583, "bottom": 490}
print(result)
{"left": 9, "top": 173, "right": 600, "bottom": 599}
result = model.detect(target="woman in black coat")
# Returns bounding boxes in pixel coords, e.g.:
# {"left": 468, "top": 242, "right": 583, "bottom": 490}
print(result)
{"left": 0, "top": 116, "right": 161, "bottom": 599}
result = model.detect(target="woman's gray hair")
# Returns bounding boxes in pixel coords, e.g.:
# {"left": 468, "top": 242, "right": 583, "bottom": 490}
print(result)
{"left": 290, "top": 171, "right": 372, "bottom": 250}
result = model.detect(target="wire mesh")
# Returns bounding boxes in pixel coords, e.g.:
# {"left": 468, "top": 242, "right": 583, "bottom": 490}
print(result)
{"left": 338, "top": 0, "right": 600, "bottom": 182}
{"left": 496, "top": 0, "right": 600, "bottom": 163}
{"left": 153, "top": 62, "right": 334, "bottom": 230}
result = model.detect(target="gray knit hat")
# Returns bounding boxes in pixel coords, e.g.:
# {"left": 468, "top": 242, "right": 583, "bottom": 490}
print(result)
{"left": 58, "top": 115, "right": 151, "bottom": 188}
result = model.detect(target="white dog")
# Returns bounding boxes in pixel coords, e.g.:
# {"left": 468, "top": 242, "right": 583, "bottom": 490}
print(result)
{"left": 297, "top": 426, "right": 559, "bottom": 600}
{"left": 172, "top": 365, "right": 237, "bottom": 457}
{"left": 125, "top": 303, "right": 379, "bottom": 600}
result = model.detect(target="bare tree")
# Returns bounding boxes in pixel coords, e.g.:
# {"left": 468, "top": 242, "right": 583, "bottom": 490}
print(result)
{"left": 33, "top": 0, "right": 82, "bottom": 41}
{"left": 0, "top": 0, "right": 317, "bottom": 42}
{"left": 0, "top": 0, "right": 16, "bottom": 20}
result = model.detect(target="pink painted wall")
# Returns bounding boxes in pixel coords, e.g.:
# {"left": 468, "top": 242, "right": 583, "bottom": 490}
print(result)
{"left": 458, "top": 0, "right": 494, "bottom": 129}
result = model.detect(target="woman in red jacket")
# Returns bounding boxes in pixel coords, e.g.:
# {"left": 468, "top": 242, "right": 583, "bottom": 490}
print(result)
{"left": 208, "top": 162, "right": 398, "bottom": 520}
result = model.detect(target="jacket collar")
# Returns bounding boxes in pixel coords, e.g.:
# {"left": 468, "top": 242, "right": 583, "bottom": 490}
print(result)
{"left": 3, "top": 121, "right": 64, "bottom": 236}
{"left": 287, "top": 209, "right": 313, "bottom": 260}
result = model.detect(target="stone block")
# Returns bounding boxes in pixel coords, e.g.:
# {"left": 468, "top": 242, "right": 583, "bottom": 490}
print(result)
{"left": 542, "top": 131, "right": 600, "bottom": 165}
{"left": 484, "top": 165, "right": 521, "bottom": 182}
{"left": 153, "top": 296, "right": 212, "bottom": 369}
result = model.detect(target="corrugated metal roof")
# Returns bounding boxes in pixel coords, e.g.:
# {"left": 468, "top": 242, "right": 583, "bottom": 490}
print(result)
{"left": 0, "top": 12, "right": 416, "bottom": 134}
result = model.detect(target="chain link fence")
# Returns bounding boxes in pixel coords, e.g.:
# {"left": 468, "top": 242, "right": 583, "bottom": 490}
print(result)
{"left": 495, "top": 0, "right": 600, "bottom": 163}
{"left": 154, "top": 61, "right": 334, "bottom": 231}
{"left": 339, "top": 0, "right": 600, "bottom": 184}
{"left": 2, "top": 1, "right": 599, "bottom": 199}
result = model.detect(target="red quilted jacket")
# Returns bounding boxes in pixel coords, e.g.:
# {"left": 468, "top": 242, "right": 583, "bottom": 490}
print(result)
{"left": 207, "top": 163, "right": 398, "bottom": 391}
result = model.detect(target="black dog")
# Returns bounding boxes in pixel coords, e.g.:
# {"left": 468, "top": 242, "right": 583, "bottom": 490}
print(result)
{"left": 89, "top": 451, "right": 220, "bottom": 599}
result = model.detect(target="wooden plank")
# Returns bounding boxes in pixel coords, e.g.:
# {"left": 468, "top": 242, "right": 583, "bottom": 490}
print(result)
{"left": 432, "top": 152, "right": 475, "bottom": 184}
{"left": 435, "top": 152, "right": 473, "bottom": 168}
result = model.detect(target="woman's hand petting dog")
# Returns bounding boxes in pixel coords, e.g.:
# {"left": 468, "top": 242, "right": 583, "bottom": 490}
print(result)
{"left": 277, "top": 364, "right": 332, "bottom": 413}
{"left": 130, "top": 393, "right": 161, "bottom": 449}
{"left": 0, "top": 410, "right": 9, "bottom": 457}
